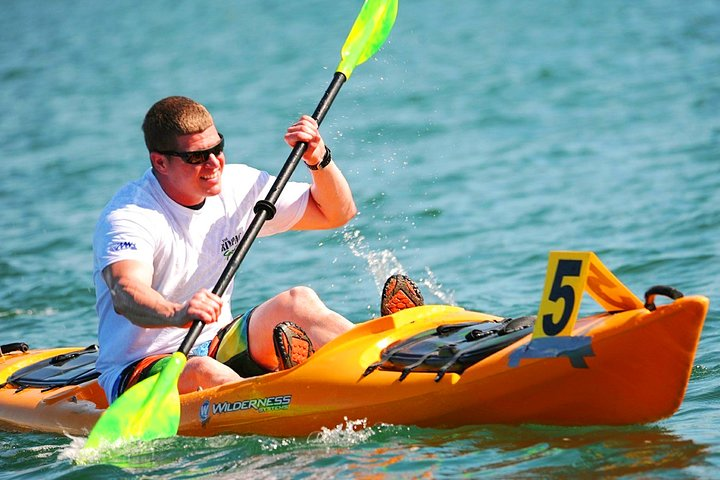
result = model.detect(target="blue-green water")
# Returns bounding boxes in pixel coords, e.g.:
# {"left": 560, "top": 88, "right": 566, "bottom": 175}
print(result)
{"left": 2, "top": 0, "right": 719, "bottom": 477}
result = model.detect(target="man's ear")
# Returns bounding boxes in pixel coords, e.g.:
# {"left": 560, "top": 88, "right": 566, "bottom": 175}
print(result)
{"left": 150, "top": 152, "right": 169, "bottom": 174}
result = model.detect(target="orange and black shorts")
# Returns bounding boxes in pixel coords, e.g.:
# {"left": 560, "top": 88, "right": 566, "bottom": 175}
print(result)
{"left": 112, "top": 308, "right": 270, "bottom": 401}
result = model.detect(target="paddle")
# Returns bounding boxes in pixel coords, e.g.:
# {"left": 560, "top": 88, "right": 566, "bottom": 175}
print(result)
{"left": 84, "top": 0, "right": 398, "bottom": 450}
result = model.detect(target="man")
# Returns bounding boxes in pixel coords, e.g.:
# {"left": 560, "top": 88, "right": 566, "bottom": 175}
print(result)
{"left": 94, "top": 96, "right": 426, "bottom": 404}
{"left": 93, "top": 96, "right": 368, "bottom": 403}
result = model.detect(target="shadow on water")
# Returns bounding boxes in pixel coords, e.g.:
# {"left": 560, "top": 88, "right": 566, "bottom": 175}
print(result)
{"left": 398, "top": 424, "right": 711, "bottom": 478}
{"left": 1, "top": 421, "right": 703, "bottom": 479}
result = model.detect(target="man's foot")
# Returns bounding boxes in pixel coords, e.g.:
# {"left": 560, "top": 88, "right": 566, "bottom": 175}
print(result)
{"left": 381, "top": 274, "right": 425, "bottom": 316}
{"left": 273, "top": 322, "right": 315, "bottom": 370}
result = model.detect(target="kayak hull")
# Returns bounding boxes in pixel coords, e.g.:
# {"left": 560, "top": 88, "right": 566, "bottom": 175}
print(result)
{"left": 0, "top": 296, "right": 708, "bottom": 437}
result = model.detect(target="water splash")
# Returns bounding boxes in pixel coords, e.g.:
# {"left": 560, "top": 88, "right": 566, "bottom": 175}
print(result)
{"left": 308, "top": 418, "right": 377, "bottom": 447}
{"left": 58, "top": 434, "right": 91, "bottom": 464}
{"left": 420, "top": 266, "right": 455, "bottom": 306}
{"left": 342, "top": 228, "right": 405, "bottom": 291}
{"left": 256, "top": 436, "right": 298, "bottom": 452}
{"left": 59, "top": 433, "right": 142, "bottom": 466}
{"left": 59, "top": 433, "right": 167, "bottom": 467}
{"left": 342, "top": 228, "right": 455, "bottom": 305}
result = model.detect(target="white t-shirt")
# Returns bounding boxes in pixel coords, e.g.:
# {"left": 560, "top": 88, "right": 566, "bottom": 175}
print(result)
{"left": 93, "top": 164, "right": 310, "bottom": 397}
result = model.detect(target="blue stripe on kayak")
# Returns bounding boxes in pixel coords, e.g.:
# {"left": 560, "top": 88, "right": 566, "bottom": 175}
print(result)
{"left": 509, "top": 336, "right": 594, "bottom": 369}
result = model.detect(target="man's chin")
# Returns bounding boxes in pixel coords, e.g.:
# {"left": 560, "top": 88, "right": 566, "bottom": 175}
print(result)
{"left": 202, "top": 180, "right": 222, "bottom": 196}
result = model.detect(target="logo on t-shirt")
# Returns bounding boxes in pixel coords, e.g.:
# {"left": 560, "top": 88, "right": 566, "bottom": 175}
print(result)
{"left": 109, "top": 241, "right": 137, "bottom": 252}
{"left": 221, "top": 235, "right": 240, "bottom": 260}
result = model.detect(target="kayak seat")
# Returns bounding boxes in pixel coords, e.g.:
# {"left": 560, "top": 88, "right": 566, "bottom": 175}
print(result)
{"left": 3, "top": 345, "right": 100, "bottom": 392}
{"left": 363, "top": 316, "right": 535, "bottom": 382}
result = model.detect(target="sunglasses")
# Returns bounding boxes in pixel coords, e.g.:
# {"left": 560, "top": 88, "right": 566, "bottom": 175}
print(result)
{"left": 156, "top": 133, "right": 224, "bottom": 165}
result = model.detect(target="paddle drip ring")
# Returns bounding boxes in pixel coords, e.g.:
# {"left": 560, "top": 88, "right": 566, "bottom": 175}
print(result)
{"left": 253, "top": 200, "right": 277, "bottom": 220}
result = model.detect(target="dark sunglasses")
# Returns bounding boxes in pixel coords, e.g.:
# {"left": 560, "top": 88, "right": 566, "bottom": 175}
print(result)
{"left": 156, "top": 133, "right": 224, "bottom": 165}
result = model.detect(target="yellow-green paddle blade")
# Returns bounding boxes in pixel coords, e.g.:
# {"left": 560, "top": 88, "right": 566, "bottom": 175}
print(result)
{"left": 84, "top": 352, "right": 186, "bottom": 450}
{"left": 336, "top": 0, "right": 398, "bottom": 79}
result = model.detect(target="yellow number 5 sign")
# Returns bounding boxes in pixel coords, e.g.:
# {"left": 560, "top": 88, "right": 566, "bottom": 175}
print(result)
{"left": 510, "top": 251, "right": 643, "bottom": 368}
{"left": 534, "top": 251, "right": 643, "bottom": 339}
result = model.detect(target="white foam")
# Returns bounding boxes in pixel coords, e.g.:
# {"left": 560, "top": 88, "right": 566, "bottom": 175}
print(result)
{"left": 308, "top": 417, "right": 376, "bottom": 447}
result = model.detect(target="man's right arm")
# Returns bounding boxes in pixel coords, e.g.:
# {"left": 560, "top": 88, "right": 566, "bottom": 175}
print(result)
{"left": 102, "top": 260, "right": 222, "bottom": 328}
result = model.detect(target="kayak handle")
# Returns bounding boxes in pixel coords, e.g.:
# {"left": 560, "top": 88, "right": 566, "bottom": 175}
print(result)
{"left": 644, "top": 285, "right": 684, "bottom": 311}
{"left": 0, "top": 343, "right": 29, "bottom": 355}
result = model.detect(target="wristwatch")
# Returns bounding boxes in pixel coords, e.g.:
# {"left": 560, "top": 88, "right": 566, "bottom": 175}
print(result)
{"left": 305, "top": 146, "right": 332, "bottom": 171}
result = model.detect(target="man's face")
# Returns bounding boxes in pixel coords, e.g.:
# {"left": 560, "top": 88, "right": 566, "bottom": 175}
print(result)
{"left": 154, "top": 125, "right": 225, "bottom": 206}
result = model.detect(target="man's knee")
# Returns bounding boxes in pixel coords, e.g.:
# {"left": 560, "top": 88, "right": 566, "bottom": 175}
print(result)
{"left": 284, "top": 286, "right": 321, "bottom": 306}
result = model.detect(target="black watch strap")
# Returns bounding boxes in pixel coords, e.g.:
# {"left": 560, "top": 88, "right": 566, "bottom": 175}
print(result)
{"left": 305, "top": 146, "right": 332, "bottom": 171}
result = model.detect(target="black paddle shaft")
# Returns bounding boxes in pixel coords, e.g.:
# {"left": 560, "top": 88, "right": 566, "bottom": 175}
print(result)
{"left": 178, "top": 72, "right": 347, "bottom": 355}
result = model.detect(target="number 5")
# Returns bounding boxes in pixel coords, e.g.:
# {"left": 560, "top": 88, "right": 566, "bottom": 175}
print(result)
{"left": 533, "top": 252, "right": 592, "bottom": 338}
{"left": 542, "top": 259, "right": 582, "bottom": 336}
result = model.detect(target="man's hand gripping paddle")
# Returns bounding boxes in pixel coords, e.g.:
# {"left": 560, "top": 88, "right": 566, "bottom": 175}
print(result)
{"left": 84, "top": 0, "right": 398, "bottom": 451}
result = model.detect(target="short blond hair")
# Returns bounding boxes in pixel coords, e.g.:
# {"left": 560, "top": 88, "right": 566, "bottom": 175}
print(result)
{"left": 142, "top": 96, "right": 214, "bottom": 152}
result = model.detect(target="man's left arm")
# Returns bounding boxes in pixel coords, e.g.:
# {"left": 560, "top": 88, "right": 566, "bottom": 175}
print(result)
{"left": 285, "top": 115, "right": 357, "bottom": 230}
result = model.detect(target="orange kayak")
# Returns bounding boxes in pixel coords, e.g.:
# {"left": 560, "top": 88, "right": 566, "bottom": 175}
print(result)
{"left": 0, "top": 252, "right": 709, "bottom": 438}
